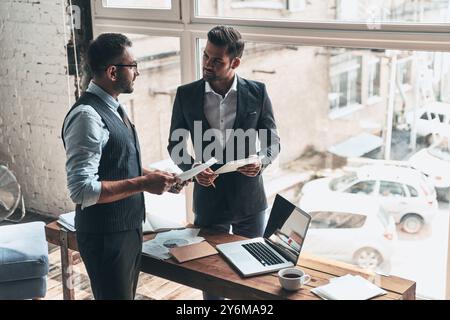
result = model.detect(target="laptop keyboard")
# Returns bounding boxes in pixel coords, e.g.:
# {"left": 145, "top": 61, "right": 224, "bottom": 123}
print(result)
{"left": 242, "top": 242, "right": 284, "bottom": 266}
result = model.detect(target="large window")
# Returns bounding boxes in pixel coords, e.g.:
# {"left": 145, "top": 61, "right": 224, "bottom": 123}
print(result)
{"left": 117, "top": 34, "right": 180, "bottom": 167}
{"left": 367, "top": 56, "right": 381, "bottom": 102}
{"left": 92, "top": 0, "right": 450, "bottom": 299}
{"left": 196, "top": 0, "right": 450, "bottom": 23}
{"left": 397, "top": 56, "right": 414, "bottom": 91}
{"left": 114, "top": 34, "right": 184, "bottom": 224}
{"left": 329, "top": 52, "right": 363, "bottom": 117}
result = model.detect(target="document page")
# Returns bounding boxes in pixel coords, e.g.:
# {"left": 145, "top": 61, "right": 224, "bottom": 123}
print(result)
{"left": 311, "top": 274, "right": 387, "bottom": 300}
{"left": 142, "top": 228, "right": 204, "bottom": 260}
{"left": 177, "top": 158, "right": 218, "bottom": 181}
{"left": 57, "top": 211, "right": 76, "bottom": 232}
{"left": 215, "top": 155, "right": 261, "bottom": 175}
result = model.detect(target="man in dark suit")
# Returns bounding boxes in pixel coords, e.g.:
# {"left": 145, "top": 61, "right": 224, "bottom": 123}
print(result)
{"left": 167, "top": 26, "right": 280, "bottom": 299}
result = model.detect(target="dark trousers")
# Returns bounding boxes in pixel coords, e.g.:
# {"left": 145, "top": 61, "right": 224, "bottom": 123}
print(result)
{"left": 76, "top": 228, "right": 142, "bottom": 300}
{"left": 201, "top": 210, "right": 267, "bottom": 300}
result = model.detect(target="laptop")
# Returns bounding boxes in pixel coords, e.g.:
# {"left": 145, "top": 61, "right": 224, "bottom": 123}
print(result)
{"left": 216, "top": 194, "right": 311, "bottom": 277}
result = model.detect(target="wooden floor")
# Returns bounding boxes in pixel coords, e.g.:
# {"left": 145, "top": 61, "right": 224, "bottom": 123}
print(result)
{"left": 45, "top": 245, "right": 203, "bottom": 300}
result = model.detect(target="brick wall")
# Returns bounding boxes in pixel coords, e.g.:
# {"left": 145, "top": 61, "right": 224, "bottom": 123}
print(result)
{"left": 0, "top": 0, "right": 74, "bottom": 217}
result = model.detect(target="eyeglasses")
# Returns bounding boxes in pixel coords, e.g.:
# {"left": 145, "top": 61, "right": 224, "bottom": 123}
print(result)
{"left": 106, "top": 64, "right": 139, "bottom": 72}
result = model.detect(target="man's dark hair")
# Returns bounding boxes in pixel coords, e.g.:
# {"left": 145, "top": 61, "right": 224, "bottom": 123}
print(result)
{"left": 87, "top": 33, "right": 132, "bottom": 77}
{"left": 207, "top": 25, "right": 245, "bottom": 59}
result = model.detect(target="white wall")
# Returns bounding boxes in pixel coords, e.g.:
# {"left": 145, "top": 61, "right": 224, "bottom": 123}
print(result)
{"left": 0, "top": 0, "right": 73, "bottom": 216}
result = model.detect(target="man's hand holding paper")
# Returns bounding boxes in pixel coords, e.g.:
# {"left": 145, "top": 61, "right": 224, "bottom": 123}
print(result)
{"left": 194, "top": 165, "right": 218, "bottom": 188}
{"left": 168, "top": 178, "right": 190, "bottom": 194}
{"left": 141, "top": 169, "right": 180, "bottom": 195}
{"left": 237, "top": 158, "right": 262, "bottom": 177}
{"left": 213, "top": 155, "right": 262, "bottom": 177}
{"left": 173, "top": 157, "right": 219, "bottom": 188}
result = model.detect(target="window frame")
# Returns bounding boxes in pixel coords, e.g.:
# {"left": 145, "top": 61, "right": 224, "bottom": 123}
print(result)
{"left": 92, "top": 0, "right": 450, "bottom": 52}
{"left": 191, "top": 0, "right": 450, "bottom": 37}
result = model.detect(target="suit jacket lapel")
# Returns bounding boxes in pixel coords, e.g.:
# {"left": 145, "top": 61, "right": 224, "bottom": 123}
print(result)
{"left": 189, "top": 79, "right": 211, "bottom": 133}
{"left": 233, "top": 76, "right": 248, "bottom": 130}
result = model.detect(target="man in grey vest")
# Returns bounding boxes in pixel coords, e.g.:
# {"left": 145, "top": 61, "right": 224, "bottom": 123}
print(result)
{"left": 62, "top": 33, "right": 183, "bottom": 300}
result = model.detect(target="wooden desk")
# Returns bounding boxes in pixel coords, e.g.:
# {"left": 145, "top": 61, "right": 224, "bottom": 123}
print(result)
{"left": 45, "top": 222, "right": 416, "bottom": 300}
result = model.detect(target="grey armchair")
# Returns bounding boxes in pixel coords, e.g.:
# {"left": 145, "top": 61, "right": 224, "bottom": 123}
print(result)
{"left": 0, "top": 221, "right": 49, "bottom": 300}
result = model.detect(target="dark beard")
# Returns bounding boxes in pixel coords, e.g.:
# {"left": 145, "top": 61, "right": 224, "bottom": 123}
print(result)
{"left": 203, "top": 64, "right": 233, "bottom": 82}
{"left": 122, "top": 85, "right": 134, "bottom": 94}
{"left": 117, "top": 77, "right": 133, "bottom": 94}
{"left": 203, "top": 72, "right": 217, "bottom": 82}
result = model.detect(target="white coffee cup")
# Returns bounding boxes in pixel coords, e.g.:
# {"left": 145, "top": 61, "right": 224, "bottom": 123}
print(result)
{"left": 278, "top": 267, "right": 311, "bottom": 291}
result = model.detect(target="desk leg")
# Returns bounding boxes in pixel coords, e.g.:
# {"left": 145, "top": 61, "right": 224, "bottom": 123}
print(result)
{"left": 60, "top": 229, "right": 75, "bottom": 300}
{"left": 403, "top": 283, "right": 416, "bottom": 300}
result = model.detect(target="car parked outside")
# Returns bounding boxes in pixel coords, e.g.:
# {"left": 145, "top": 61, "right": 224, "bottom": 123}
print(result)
{"left": 299, "top": 164, "right": 438, "bottom": 234}
{"left": 300, "top": 200, "right": 396, "bottom": 272}
{"left": 409, "top": 138, "right": 450, "bottom": 202}
{"left": 405, "top": 102, "right": 450, "bottom": 144}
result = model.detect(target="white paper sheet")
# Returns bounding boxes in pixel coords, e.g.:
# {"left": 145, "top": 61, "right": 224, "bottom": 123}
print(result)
{"left": 141, "top": 242, "right": 171, "bottom": 260}
{"left": 57, "top": 211, "right": 76, "bottom": 232}
{"left": 311, "top": 274, "right": 387, "bottom": 300}
{"left": 177, "top": 158, "right": 218, "bottom": 182}
{"left": 214, "top": 155, "right": 261, "bottom": 175}
{"left": 142, "top": 228, "right": 205, "bottom": 260}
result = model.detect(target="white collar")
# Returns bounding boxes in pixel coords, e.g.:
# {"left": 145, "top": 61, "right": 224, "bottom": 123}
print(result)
{"left": 205, "top": 74, "right": 238, "bottom": 96}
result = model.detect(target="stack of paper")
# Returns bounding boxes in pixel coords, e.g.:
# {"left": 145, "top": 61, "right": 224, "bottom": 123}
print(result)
{"left": 142, "top": 214, "right": 185, "bottom": 234}
{"left": 56, "top": 211, "right": 185, "bottom": 235}
{"left": 142, "top": 228, "right": 205, "bottom": 260}
{"left": 57, "top": 211, "right": 76, "bottom": 232}
{"left": 311, "top": 274, "right": 387, "bottom": 300}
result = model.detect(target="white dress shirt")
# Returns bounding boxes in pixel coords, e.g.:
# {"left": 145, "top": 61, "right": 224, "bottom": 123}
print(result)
{"left": 203, "top": 75, "right": 238, "bottom": 147}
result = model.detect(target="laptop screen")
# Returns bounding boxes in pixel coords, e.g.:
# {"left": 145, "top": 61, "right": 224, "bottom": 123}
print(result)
{"left": 263, "top": 194, "right": 311, "bottom": 264}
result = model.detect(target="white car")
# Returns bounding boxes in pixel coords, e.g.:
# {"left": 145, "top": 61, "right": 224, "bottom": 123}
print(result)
{"left": 301, "top": 200, "right": 396, "bottom": 272}
{"left": 409, "top": 138, "right": 450, "bottom": 201}
{"left": 406, "top": 102, "right": 450, "bottom": 143}
{"left": 299, "top": 165, "right": 438, "bottom": 234}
